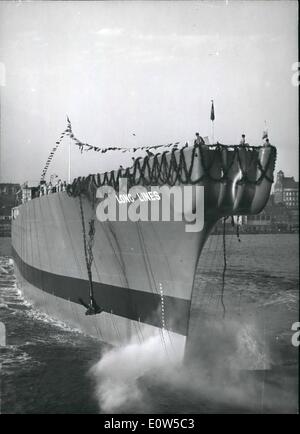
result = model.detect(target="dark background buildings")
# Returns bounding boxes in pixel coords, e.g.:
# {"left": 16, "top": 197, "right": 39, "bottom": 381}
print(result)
{"left": 0, "top": 183, "right": 20, "bottom": 236}
{"left": 245, "top": 171, "right": 298, "bottom": 233}
{"left": 212, "top": 170, "right": 298, "bottom": 234}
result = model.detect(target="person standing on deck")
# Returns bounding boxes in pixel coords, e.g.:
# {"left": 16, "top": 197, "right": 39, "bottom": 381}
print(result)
{"left": 194, "top": 132, "right": 206, "bottom": 146}
{"left": 239, "top": 134, "right": 246, "bottom": 146}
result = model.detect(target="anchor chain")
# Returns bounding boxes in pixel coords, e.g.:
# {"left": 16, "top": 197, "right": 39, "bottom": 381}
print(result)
{"left": 78, "top": 194, "right": 102, "bottom": 315}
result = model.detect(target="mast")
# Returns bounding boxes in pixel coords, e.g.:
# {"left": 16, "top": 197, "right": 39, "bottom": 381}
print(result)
{"left": 0, "top": 83, "right": 2, "bottom": 182}
{"left": 0, "top": 63, "right": 4, "bottom": 182}
{"left": 67, "top": 115, "right": 71, "bottom": 184}
{"left": 210, "top": 99, "right": 215, "bottom": 144}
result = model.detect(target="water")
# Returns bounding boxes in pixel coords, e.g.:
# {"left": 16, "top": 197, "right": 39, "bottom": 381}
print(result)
{"left": 0, "top": 234, "right": 298, "bottom": 414}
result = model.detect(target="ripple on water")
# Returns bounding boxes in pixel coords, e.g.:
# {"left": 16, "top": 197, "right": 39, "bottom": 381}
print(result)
{"left": 0, "top": 345, "right": 41, "bottom": 375}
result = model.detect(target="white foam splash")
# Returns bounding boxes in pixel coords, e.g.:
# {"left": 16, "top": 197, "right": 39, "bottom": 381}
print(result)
{"left": 90, "top": 317, "right": 272, "bottom": 413}
{"left": 89, "top": 335, "right": 171, "bottom": 413}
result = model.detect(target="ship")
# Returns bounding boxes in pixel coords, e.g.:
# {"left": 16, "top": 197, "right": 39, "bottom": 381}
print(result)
{"left": 11, "top": 127, "right": 276, "bottom": 361}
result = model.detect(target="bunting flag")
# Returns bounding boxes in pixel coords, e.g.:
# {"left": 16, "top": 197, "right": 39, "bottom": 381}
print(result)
{"left": 40, "top": 116, "right": 71, "bottom": 181}
{"left": 262, "top": 120, "right": 268, "bottom": 140}
{"left": 67, "top": 120, "right": 184, "bottom": 154}
{"left": 40, "top": 116, "right": 188, "bottom": 181}
{"left": 210, "top": 100, "right": 215, "bottom": 121}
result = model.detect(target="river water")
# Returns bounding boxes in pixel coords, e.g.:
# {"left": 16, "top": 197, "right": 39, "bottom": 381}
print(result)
{"left": 0, "top": 234, "right": 298, "bottom": 414}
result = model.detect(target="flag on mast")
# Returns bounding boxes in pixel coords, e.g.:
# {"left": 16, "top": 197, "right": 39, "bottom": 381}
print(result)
{"left": 262, "top": 120, "right": 268, "bottom": 139}
{"left": 210, "top": 100, "right": 215, "bottom": 121}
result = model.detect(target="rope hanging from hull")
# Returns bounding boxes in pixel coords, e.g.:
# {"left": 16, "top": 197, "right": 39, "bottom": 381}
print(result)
{"left": 236, "top": 217, "right": 241, "bottom": 242}
{"left": 78, "top": 195, "right": 102, "bottom": 315}
{"left": 219, "top": 215, "right": 242, "bottom": 318}
{"left": 220, "top": 217, "right": 227, "bottom": 319}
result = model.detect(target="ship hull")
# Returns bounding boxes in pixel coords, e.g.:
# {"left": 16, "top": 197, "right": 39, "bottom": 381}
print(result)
{"left": 11, "top": 145, "right": 276, "bottom": 360}
{"left": 12, "top": 190, "right": 214, "bottom": 360}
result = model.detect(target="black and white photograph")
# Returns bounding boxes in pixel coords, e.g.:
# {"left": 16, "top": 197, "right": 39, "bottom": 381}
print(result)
{"left": 0, "top": 0, "right": 298, "bottom": 416}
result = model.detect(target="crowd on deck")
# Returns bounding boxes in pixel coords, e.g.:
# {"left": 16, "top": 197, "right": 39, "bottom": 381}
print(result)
{"left": 38, "top": 179, "right": 68, "bottom": 196}
{"left": 23, "top": 179, "right": 68, "bottom": 202}
{"left": 194, "top": 132, "right": 271, "bottom": 148}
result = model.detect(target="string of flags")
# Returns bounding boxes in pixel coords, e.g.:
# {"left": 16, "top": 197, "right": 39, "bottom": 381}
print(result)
{"left": 40, "top": 121, "right": 71, "bottom": 181}
{"left": 262, "top": 120, "right": 268, "bottom": 140}
{"left": 67, "top": 117, "right": 181, "bottom": 154}
{"left": 40, "top": 116, "right": 183, "bottom": 181}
